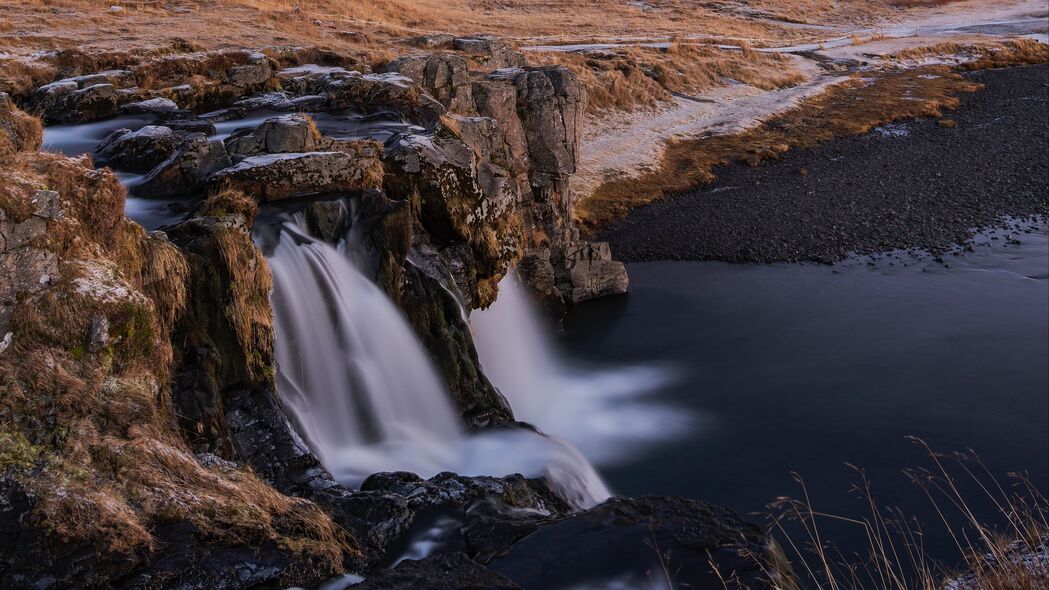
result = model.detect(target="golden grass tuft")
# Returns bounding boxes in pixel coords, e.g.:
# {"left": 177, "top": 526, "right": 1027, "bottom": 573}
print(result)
{"left": 198, "top": 186, "right": 260, "bottom": 225}
{"left": 888, "top": 39, "right": 1049, "bottom": 68}
{"left": 575, "top": 66, "right": 981, "bottom": 232}
{"left": 765, "top": 439, "right": 1049, "bottom": 589}
{"left": 212, "top": 227, "right": 276, "bottom": 387}
{"left": 0, "top": 91, "right": 43, "bottom": 157}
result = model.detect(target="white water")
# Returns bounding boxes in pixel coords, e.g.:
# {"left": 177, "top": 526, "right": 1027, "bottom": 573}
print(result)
{"left": 267, "top": 217, "right": 609, "bottom": 509}
{"left": 471, "top": 275, "right": 688, "bottom": 465}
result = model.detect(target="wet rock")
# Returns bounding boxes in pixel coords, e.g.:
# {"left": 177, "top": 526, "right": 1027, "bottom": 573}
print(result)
{"left": 207, "top": 148, "right": 382, "bottom": 202}
{"left": 94, "top": 125, "right": 181, "bottom": 173}
{"left": 232, "top": 90, "right": 328, "bottom": 112}
{"left": 134, "top": 133, "right": 232, "bottom": 198}
{"left": 303, "top": 198, "right": 351, "bottom": 244}
{"left": 34, "top": 82, "right": 141, "bottom": 124}
{"left": 563, "top": 241, "right": 628, "bottom": 302}
{"left": 225, "top": 113, "right": 342, "bottom": 158}
{"left": 362, "top": 470, "right": 570, "bottom": 515}
{"left": 325, "top": 71, "right": 445, "bottom": 128}
{"left": 353, "top": 552, "right": 523, "bottom": 590}
{"left": 486, "top": 496, "right": 787, "bottom": 590}
{"left": 157, "top": 112, "right": 219, "bottom": 136}
{"left": 382, "top": 53, "right": 473, "bottom": 114}
{"left": 121, "top": 96, "right": 179, "bottom": 114}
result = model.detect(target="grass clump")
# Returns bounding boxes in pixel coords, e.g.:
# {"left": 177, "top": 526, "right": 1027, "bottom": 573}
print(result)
{"left": 763, "top": 439, "right": 1048, "bottom": 590}
{"left": 1, "top": 150, "right": 354, "bottom": 582}
{"left": 531, "top": 43, "right": 806, "bottom": 116}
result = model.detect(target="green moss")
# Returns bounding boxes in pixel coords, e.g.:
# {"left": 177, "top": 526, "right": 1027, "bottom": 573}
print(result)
{"left": 0, "top": 428, "right": 43, "bottom": 472}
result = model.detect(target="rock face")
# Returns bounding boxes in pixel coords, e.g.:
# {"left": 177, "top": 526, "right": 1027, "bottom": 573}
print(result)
{"left": 0, "top": 46, "right": 664, "bottom": 590}
{"left": 1, "top": 101, "right": 358, "bottom": 588}
{"left": 208, "top": 149, "right": 382, "bottom": 201}
{"left": 134, "top": 133, "right": 232, "bottom": 198}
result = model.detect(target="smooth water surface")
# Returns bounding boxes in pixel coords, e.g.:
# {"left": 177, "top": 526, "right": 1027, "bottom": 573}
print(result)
{"left": 563, "top": 224, "right": 1049, "bottom": 563}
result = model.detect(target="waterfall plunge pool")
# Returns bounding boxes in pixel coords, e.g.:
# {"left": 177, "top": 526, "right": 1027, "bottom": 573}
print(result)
{"left": 561, "top": 220, "right": 1049, "bottom": 566}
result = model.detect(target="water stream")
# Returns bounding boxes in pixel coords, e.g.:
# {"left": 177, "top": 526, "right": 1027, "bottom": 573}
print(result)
{"left": 264, "top": 214, "right": 611, "bottom": 509}
{"left": 471, "top": 275, "right": 687, "bottom": 465}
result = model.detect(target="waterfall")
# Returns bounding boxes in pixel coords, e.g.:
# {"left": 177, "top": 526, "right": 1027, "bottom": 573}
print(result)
{"left": 266, "top": 215, "right": 609, "bottom": 508}
{"left": 471, "top": 275, "right": 686, "bottom": 465}
{"left": 268, "top": 219, "right": 462, "bottom": 481}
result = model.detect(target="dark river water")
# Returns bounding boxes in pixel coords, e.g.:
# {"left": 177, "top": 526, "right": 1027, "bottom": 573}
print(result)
{"left": 562, "top": 222, "right": 1049, "bottom": 566}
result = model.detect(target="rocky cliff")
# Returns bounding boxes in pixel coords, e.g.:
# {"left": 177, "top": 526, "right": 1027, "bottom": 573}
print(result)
{"left": 1, "top": 43, "right": 784, "bottom": 590}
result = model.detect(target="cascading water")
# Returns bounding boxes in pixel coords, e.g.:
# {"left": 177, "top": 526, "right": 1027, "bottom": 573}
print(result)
{"left": 471, "top": 275, "right": 687, "bottom": 465}
{"left": 268, "top": 217, "right": 462, "bottom": 480}
{"left": 265, "top": 212, "right": 609, "bottom": 509}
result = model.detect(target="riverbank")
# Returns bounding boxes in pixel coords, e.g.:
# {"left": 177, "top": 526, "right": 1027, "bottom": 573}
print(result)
{"left": 598, "top": 64, "right": 1049, "bottom": 263}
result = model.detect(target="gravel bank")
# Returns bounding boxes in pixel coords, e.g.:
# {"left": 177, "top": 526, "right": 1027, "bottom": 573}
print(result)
{"left": 599, "top": 64, "right": 1049, "bottom": 263}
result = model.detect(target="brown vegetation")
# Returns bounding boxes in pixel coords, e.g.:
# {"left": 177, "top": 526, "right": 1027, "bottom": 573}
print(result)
{"left": 0, "top": 0, "right": 933, "bottom": 59}
{"left": 889, "top": 38, "right": 1049, "bottom": 67}
{"left": 0, "top": 91, "right": 41, "bottom": 157}
{"left": 1, "top": 98, "right": 354, "bottom": 578}
{"left": 531, "top": 44, "right": 807, "bottom": 115}
{"left": 575, "top": 66, "right": 984, "bottom": 232}
{"left": 767, "top": 440, "right": 1049, "bottom": 589}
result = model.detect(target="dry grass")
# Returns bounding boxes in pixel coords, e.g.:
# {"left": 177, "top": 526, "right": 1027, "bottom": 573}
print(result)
{"left": 0, "top": 91, "right": 42, "bottom": 157}
{"left": 889, "top": 38, "right": 1049, "bottom": 67}
{"left": 531, "top": 43, "right": 807, "bottom": 115}
{"left": 197, "top": 186, "right": 260, "bottom": 225}
{"left": 0, "top": 0, "right": 921, "bottom": 59}
{"left": 765, "top": 439, "right": 1049, "bottom": 589}
{"left": 1, "top": 135, "right": 353, "bottom": 577}
{"left": 212, "top": 227, "right": 276, "bottom": 388}
{"left": 575, "top": 66, "right": 982, "bottom": 232}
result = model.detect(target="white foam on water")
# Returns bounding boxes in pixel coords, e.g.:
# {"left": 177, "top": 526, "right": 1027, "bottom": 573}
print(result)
{"left": 267, "top": 217, "right": 610, "bottom": 509}
{"left": 471, "top": 275, "right": 688, "bottom": 466}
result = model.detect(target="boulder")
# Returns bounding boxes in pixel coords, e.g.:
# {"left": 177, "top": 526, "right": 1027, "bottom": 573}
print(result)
{"left": 325, "top": 71, "right": 445, "bottom": 128}
{"left": 411, "top": 33, "right": 456, "bottom": 49}
{"left": 134, "top": 133, "right": 232, "bottom": 198}
{"left": 207, "top": 148, "right": 382, "bottom": 201}
{"left": 225, "top": 113, "right": 340, "bottom": 157}
{"left": 94, "top": 125, "right": 181, "bottom": 173}
{"left": 562, "top": 241, "right": 629, "bottom": 303}
{"left": 382, "top": 53, "right": 473, "bottom": 114}
{"left": 454, "top": 37, "right": 528, "bottom": 69}
{"left": 121, "top": 96, "right": 179, "bottom": 114}
{"left": 33, "top": 82, "right": 142, "bottom": 124}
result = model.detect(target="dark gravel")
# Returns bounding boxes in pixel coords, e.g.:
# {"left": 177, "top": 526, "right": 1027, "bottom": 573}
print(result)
{"left": 599, "top": 64, "right": 1049, "bottom": 263}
